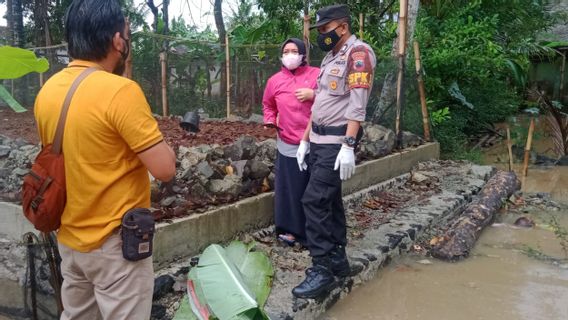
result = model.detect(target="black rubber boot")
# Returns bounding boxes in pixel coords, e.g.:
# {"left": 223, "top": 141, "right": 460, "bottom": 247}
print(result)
{"left": 292, "top": 256, "right": 336, "bottom": 299}
{"left": 330, "top": 245, "right": 350, "bottom": 277}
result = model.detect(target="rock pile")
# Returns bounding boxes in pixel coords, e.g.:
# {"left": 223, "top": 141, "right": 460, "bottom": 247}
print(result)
{"left": 0, "top": 124, "right": 424, "bottom": 216}
{"left": 0, "top": 135, "right": 40, "bottom": 202}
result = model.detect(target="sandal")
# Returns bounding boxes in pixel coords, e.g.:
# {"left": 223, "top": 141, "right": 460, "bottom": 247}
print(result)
{"left": 278, "top": 233, "right": 297, "bottom": 246}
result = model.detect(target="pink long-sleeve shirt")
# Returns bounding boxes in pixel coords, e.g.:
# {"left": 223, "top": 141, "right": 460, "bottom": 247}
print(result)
{"left": 262, "top": 65, "right": 320, "bottom": 145}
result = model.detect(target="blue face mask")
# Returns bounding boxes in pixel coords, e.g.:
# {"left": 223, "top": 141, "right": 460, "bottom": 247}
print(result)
{"left": 317, "top": 26, "right": 341, "bottom": 52}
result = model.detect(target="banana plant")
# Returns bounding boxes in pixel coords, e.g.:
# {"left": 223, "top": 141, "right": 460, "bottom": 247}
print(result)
{"left": 0, "top": 46, "right": 50, "bottom": 112}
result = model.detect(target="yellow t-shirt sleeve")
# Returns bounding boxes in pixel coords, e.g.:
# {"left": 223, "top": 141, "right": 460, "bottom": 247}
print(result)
{"left": 107, "top": 82, "right": 163, "bottom": 153}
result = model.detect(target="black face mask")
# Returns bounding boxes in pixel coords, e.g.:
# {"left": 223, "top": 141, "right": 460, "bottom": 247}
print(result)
{"left": 317, "top": 26, "right": 341, "bottom": 52}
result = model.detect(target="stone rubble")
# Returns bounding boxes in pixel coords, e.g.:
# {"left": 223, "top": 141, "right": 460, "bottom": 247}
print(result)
{"left": 0, "top": 124, "right": 409, "bottom": 209}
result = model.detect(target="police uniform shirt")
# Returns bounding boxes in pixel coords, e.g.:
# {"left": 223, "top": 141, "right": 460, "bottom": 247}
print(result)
{"left": 310, "top": 35, "right": 377, "bottom": 144}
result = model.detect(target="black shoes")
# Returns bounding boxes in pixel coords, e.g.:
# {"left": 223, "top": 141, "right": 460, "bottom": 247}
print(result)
{"left": 292, "top": 248, "right": 351, "bottom": 299}
{"left": 330, "top": 245, "right": 350, "bottom": 277}
{"left": 292, "top": 257, "right": 336, "bottom": 299}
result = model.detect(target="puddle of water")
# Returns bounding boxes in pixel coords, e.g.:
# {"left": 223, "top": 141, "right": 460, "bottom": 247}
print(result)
{"left": 326, "top": 118, "right": 568, "bottom": 320}
{"left": 483, "top": 116, "right": 568, "bottom": 201}
{"left": 324, "top": 212, "right": 568, "bottom": 320}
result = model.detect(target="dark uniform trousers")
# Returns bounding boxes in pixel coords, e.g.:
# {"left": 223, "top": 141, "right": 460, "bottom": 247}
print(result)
{"left": 301, "top": 142, "right": 347, "bottom": 257}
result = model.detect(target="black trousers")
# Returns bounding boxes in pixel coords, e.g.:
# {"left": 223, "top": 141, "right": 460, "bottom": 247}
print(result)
{"left": 301, "top": 143, "right": 346, "bottom": 257}
{"left": 274, "top": 151, "right": 309, "bottom": 245}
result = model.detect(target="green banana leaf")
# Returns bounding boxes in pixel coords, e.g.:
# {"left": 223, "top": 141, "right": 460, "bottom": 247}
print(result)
{"left": 174, "top": 241, "right": 274, "bottom": 320}
{"left": 225, "top": 241, "right": 274, "bottom": 307}
{"left": 0, "top": 84, "right": 26, "bottom": 112}
{"left": 172, "top": 295, "right": 198, "bottom": 320}
{"left": 196, "top": 244, "right": 260, "bottom": 320}
{"left": 0, "top": 46, "right": 49, "bottom": 79}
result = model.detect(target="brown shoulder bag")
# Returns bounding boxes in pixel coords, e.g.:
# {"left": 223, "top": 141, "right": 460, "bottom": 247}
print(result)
{"left": 22, "top": 67, "right": 98, "bottom": 232}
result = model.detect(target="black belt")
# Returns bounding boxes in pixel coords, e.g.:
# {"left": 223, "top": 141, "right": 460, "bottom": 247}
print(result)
{"left": 311, "top": 122, "right": 347, "bottom": 136}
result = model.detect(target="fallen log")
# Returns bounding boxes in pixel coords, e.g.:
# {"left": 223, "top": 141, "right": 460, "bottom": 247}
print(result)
{"left": 430, "top": 170, "right": 520, "bottom": 261}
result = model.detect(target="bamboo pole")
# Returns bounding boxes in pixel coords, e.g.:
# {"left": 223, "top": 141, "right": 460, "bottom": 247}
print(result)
{"left": 359, "top": 12, "right": 364, "bottom": 39}
{"left": 413, "top": 41, "right": 430, "bottom": 141}
{"left": 225, "top": 34, "right": 231, "bottom": 118}
{"left": 506, "top": 125, "right": 514, "bottom": 172}
{"left": 395, "top": 0, "right": 408, "bottom": 148}
{"left": 159, "top": 51, "right": 168, "bottom": 116}
{"left": 522, "top": 118, "right": 535, "bottom": 177}
{"left": 303, "top": 0, "right": 310, "bottom": 63}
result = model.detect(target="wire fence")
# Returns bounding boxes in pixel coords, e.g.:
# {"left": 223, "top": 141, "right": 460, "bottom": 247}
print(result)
{"left": 4, "top": 33, "right": 429, "bottom": 136}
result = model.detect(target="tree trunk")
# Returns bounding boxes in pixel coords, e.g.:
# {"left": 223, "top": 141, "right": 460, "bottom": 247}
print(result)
{"left": 371, "top": 0, "right": 420, "bottom": 124}
{"left": 430, "top": 170, "right": 521, "bottom": 261}
{"left": 146, "top": 0, "right": 159, "bottom": 32}
{"left": 6, "top": 0, "right": 13, "bottom": 45}
{"left": 206, "top": 62, "right": 212, "bottom": 98}
{"left": 214, "top": 0, "right": 227, "bottom": 100}
{"left": 162, "top": 0, "right": 169, "bottom": 48}
{"left": 12, "top": 0, "right": 24, "bottom": 47}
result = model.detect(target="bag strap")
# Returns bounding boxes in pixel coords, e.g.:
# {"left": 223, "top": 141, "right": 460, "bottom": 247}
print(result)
{"left": 52, "top": 67, "right": 100, "bottom": 154}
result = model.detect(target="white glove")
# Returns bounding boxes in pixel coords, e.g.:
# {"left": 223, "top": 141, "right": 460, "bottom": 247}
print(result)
{"left": 334, "top": 145, "right": 356, "bottom": 180}
{"left": 296, "top": 140, "right": 310, "bottom": 171}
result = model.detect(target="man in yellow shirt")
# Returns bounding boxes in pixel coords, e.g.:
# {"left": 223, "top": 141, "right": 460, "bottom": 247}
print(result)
{"left": 34, "top": 0, "right": 176, "bottom": 318}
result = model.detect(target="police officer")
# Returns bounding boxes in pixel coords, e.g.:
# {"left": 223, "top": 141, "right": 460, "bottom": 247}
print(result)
{"left": 293, "top": 4, "right": 377, "bottom": 299}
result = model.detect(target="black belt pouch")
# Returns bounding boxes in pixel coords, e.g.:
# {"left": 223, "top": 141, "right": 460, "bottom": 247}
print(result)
{"left": 121, "top": 208, "right": 155, "bottom": 261}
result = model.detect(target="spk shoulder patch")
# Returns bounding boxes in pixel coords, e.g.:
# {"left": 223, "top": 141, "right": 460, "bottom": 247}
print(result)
{"left": 347, "top": 45, "right": 373, "bottom": 89}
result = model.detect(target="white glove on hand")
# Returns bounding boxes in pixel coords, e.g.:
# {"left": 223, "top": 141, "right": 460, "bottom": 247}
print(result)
{"left": 334, "top": 145, "right": 356, "bottom": 180}
{"left": 296, "top": 140, "right": 310, "bottom": 171}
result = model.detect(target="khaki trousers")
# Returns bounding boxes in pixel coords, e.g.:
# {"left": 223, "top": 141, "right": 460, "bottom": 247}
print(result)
{"left": 58, "top": 233, "right": 154, "bottom": 320}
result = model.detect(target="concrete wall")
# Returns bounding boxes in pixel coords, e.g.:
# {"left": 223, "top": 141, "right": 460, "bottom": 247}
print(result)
{"left": 0, "top": 202, "right": 36, "bottom": 240}
{"left": 153, "top": 142, "right": 440, "bottom": 268}
{"left": 0, "top": 143, "right": 440, "bottom": 269}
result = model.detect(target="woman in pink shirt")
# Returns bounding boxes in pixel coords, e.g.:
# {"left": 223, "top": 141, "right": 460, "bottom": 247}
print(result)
{"left": 263, "top": 38, "right": 320, "bottom": 246}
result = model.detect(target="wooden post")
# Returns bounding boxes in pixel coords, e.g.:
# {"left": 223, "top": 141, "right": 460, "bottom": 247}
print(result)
{"left": 506, "top": 125, "right": 514, "bottom": 172}
{"left": 225, "top": 34, "right": 231, "bottom": 118}
{"left": 39, "top": 72, "right": 44, "bottom": 87}
{"left": 413, "top": 41, "right": 430, "bottom": 142}
{"left": 522, "top": 118, "right": 535, "bottom": 177}
{"left": 303, "top": 0, "right": 310, "bottom": 63}
{"left": 159, "top": 51, "right": 168, "bottom": 116}
{"left": 359, "top": 12, "right": 364, "bottom": 39}
{"left": 395, "top": 0, "right": 408, "bottom": 148}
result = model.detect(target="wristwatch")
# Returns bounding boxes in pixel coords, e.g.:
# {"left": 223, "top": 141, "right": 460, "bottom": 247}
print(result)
{"left": 343, "top": 136, "right": 357, "bottom": 148}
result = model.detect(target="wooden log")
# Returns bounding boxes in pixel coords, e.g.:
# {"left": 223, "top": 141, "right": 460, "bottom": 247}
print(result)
{"left": 430, "top": 170, "right": 520, "bottom": 261}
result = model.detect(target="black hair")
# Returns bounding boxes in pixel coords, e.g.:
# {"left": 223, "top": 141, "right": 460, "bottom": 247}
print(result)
{"left": 281, "top": 38, "right": 308, "bottom": 66}
{"left": 64, "top": 0, "right": 126, "bottom": 60}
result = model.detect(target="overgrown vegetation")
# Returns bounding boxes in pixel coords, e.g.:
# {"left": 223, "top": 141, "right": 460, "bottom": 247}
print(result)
{"left": 405, "top": 0, "right": 560, "bottom": 158}
{"left": 2, "top": 0, "right": 565, "bottom": 158}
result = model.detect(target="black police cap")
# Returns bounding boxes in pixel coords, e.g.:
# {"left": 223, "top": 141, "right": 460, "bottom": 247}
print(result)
{"left": 311, "top": 4, "right": 350, "bottom": 29}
